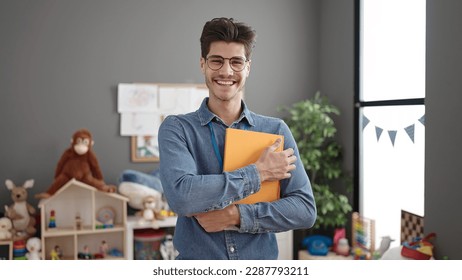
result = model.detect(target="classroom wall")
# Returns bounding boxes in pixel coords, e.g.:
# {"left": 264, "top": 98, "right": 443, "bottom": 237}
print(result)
{"left": 0, "top": 0, "right": 321, "bottom": 208}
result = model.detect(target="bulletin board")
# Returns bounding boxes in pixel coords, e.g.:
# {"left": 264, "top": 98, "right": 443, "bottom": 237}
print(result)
{"left": 117, "top": 83, "right": 208, "bottom": 162}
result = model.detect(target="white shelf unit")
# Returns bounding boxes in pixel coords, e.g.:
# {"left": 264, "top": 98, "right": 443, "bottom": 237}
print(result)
{"left": 38, "top": 179, "right": 129, "bottom": 260}
{"left": 125, "top": 215, "right": 177, "bottom": 260}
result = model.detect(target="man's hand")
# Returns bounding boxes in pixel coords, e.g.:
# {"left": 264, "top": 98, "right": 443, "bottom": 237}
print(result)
{"left": 194, "top": 205, "right": 240, "bottom": 232}
{"left": 254, "top": 138, "right": 296, "bottom": 182}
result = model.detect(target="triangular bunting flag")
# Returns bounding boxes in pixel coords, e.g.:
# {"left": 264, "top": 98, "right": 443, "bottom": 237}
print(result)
{"left": 362, "top": 115, "right": 370, "bottom": 130}
{"left": 419, "top": 115, "right": 425, "bottom": 126}
{"left": 404, "top": 124, "right": 415, "bottom": 143}
{"left": 375, "top": 126, "right": 383, "bottom": 142}
{"left": 388, "top": 130, "right": 397, "bottom": 146}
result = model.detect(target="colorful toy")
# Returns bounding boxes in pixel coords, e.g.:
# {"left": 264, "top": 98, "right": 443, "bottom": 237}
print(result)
{"left": 25, "top": 237, "right": 42, "bottom": 260}
{"left": 96, "top": 206, "right": 115, "bottom": 229}
{"left": 401, "top": 233, "right": 436, "bottom": 260}
{"left": 302, "top": 235, "right": 332, "bottom": 256}
{"left": 48, "top": 210, "right": 56, "bottom": 228}
{"left": 4, "top": 179, "right": 37, "bottom": 240}
{"left": 351, "top": 212, "right": 375, "bottom": 259}
{"left": 13, "top": 240, "right": 27, "bottom": 260}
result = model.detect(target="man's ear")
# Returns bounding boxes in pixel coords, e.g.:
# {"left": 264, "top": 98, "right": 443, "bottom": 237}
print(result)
{"left": 246, "top": 59, "right": 251, "bottom": 77}
{"left": 200, "top": 57, "right": 206, "bottom": 74}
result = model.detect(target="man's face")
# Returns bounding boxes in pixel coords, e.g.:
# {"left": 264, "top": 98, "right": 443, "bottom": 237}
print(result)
{"left": 200, "top": 41, "right": 251, "bottom": 103}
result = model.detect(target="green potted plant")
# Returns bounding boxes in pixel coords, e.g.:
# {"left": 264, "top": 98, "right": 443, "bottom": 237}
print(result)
{"left": 282, "top": 92, "right": 352, "bottom": 231}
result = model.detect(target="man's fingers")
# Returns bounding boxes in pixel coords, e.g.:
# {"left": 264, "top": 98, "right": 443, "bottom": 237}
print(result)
{"left": 288, "top": 155, "right": 297, "bottom": 164}
{"left": 268, "top": 138, "right": 282, "bottom": 152}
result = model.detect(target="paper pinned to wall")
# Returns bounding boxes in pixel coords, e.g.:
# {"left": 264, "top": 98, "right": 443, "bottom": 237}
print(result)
{"left": 159, "top": 87, "right": 193, "bottom": 115}
{"left": 120, "top": 112, "right": 163, "bottom": 136}
{"left": 118, "top": 83, "right": 208, "bottom": 161}
{"left": 118, "top": 84, "right": 159, "bottom": 113}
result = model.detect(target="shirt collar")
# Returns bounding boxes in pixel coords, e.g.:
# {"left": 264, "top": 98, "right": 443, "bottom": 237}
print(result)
{"left": 198, "top": 97, "right": 255, "bottom": 127}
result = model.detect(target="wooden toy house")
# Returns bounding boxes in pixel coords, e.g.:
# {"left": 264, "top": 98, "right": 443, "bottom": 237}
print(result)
{"left": 38, "top": 179, "right": 129, "bottom": 260}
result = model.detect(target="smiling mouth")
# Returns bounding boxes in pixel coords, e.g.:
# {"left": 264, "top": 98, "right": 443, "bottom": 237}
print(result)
{"left": 215, "top": 80, "right": 236, "bottom": 86}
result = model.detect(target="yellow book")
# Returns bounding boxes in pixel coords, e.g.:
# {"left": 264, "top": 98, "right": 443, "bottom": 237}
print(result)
{"left": 223, "top": 128, "right": 284, "bottom": 204}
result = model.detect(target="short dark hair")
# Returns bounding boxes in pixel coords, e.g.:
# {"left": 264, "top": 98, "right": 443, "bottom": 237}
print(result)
{"left": 200, "top": 17, "right": 256, "bottom": 60}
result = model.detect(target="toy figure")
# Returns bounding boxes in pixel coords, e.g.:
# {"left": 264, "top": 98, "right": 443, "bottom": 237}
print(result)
{"left": 50, "top": 245, "right": 62, "bottom": 260}
{"left": 100, "top": 240, "right": 109, "bottom": 257}
{"left": 160, "top": 234, "right": 177, "bottom": 260}
{"left": 75, "top": 213, "right": 82, "bottom": 230}
{"left": 48, "top": 210, "right": 56, "bottom": 228}
{"left": 335, "top": 238, "right": 350, "bottom": 256}
{"left": 78, "top": 245, "right": 92, "bottom": 259}
{"left": 376, "top": 236, "right": 394, "bottom": 257}
{"left": 0, "top": 217, "right": 14, "bottom": 240}
{"left": 135, "top": 195, "right": 164, "bottom": 227}
{"left": 25, "top": 237, "right": 42, "bottom": 260}
{"left": 35, "top": 129, "right": 116, "bottom": 199}
{"left": 4, "top": 179, "right": 36, "bottom": 240}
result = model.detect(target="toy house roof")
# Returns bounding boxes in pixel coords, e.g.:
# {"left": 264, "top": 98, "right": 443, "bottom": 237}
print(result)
{"left": 38, "top": 178, "right": 128, "bottom": 208}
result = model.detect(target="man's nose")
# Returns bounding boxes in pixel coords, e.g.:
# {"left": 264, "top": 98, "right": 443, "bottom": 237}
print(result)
{"left": 219, "top": 59, "right": 234, "bottom": 75}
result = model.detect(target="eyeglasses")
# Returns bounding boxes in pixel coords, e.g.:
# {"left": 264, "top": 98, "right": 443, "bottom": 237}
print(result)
{"left": 205, "top": 55, "right": 248, "bottom": 72}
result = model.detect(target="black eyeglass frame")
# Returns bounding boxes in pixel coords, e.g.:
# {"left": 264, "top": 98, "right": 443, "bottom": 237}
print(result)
{"left": 205, "top": 55, "right": 249, "bottom": 72}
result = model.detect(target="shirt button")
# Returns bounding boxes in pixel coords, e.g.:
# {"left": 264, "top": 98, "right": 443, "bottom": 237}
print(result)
{"left": 229, "top": 246, "right": 235, "bottom": 253}
{"left": 250, "top": 190, "right": 255, "bottom": 194}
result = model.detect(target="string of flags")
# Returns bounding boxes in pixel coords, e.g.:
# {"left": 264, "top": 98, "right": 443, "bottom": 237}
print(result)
{"left": 362, "top": 114, "right": 425, "bottom": 146}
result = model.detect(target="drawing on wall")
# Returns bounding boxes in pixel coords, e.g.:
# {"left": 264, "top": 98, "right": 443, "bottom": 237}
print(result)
{"left": 118, "top": 83, "right": 208, "bottom": 162}
{"left": 118, "top": 84, "right": 158, "bottom": 112}
{"left": 131, "top": 135, "right": 160, "bottom": 162}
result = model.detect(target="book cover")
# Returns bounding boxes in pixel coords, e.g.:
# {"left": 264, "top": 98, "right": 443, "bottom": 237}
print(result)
{"left": 223, "top": 128, "right": 284, "bottom": 204}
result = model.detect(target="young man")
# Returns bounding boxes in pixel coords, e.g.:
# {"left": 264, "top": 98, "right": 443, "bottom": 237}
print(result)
{"left": 158, "top": 17, "right": 316, "bottom": 260}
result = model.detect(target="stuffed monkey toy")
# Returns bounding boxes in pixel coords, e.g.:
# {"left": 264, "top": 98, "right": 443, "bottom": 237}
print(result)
{"left": 36, "top": 129, "right": 116, "bottom": 199}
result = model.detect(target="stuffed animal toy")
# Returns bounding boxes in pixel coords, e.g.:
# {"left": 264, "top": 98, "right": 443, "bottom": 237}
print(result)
{"left": 35, "top": 129, "right": 116, "bottom": 199}
{"left": 118, "top": 169, "right": 164, "bottom": 210}
{"left": 4, "top": 179, "right": 36, "bottom": 240}
{"left": 135, "top": 195, "right": 164, "bottom": 227}
{"left": 26, "top": 237, "right": 42, "bottom": 260}
{"left": 0, "top": 217, "right": 14, "bottom": 240}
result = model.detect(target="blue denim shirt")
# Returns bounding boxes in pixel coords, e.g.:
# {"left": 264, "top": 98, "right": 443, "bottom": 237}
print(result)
{"left": 158, "top": 98, "right": 316, "bottom": 260}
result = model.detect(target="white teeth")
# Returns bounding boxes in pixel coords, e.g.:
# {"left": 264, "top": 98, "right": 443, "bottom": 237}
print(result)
{"left": 216, "top": 80, "right": 234, "bottom": 85}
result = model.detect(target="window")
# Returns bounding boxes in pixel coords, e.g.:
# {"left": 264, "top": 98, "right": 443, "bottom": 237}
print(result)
{"left": 355, "top": 0, "right": 426, "bottom": 247}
